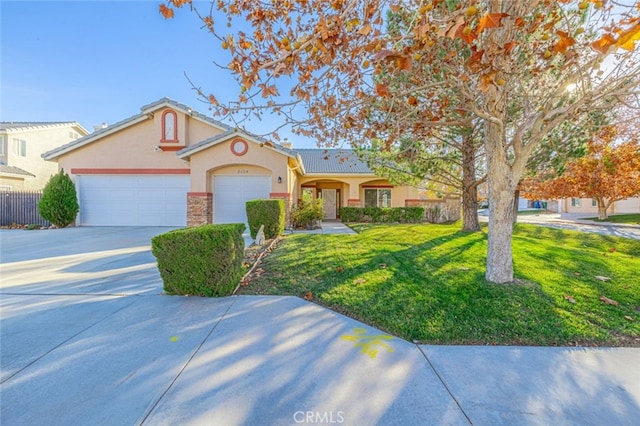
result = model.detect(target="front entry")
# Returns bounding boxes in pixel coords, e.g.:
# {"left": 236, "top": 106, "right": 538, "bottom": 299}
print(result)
{"left": 322, "top": 189, "right": 337, "bottom": 220}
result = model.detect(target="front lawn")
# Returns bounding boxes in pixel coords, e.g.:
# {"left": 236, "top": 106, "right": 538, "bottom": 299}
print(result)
{"left": 238, "top": 223, "right": 640, "bottom": 346}
{"left": 584, "top": 214, "right": 640, "bottom": 224}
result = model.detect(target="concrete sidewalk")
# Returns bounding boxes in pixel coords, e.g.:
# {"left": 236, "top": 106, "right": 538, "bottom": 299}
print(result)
{"left": 1, "top": 294, "right": 638, "bottom": 425}
{"left": 1, "top": 226, "right": 638, "bottom": 425}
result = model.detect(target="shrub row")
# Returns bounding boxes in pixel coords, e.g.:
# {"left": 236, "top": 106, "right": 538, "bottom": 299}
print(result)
{"left": 151, "top": 224, "right": 245, "bottom": 297}
{"left": 339, "top": 207, "right": 424, "bottom": 223}
{"left": 246, "top": 199, "right": 285, "bottom": 239}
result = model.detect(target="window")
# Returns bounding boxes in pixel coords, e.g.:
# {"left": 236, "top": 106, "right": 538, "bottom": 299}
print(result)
{"left": 571, "top": 198, "right": 581, "bottom": 207}
{"left": 364, "top": 188, "right": 391, "bottom": 208}
{"left": 161, "top": 110, "right": 177, "bottom": 142}
{"left": 12, "top": 138, "right": 26, "bottom": 157}
{"left": 592, "top": 199, "right": 598, "bottom": 207}
{"left": 0, "top": 135, "right": 6, "bottom": 156}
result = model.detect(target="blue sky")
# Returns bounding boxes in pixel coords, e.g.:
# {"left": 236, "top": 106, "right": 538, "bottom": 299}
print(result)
{"left": 1, "top": 0, "right": 317, "bottom": 147}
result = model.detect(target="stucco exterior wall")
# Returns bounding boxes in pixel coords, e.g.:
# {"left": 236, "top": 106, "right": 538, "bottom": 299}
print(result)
{"left": 559, "top": 197, "right": 640, "bottom": 214}
{"left": 188, "top": 139, "right": 290, "bottom": 193}
{"left": 57, "top": 119, "right": 189, "bottom": 173}
{"left": 0, "top": 176, "right": 26, "bottom": 190}
{"left": 4, "top": 124, "right": 86, "bottom": 189}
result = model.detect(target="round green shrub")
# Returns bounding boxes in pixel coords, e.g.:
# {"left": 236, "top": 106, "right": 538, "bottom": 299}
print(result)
{"left": 38, "top": 169, "right": 79, "bottom": 228}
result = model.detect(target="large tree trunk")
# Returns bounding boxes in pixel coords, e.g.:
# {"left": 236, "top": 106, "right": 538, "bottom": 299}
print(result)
{"left": 597, "top": 198, "right": 608, "bottom": 220}
{"left": 461, "top": 133, "right": 480, "bottom": 232}
{"left": 486, "top": 164, "right": 516, "bottom": 283}
{"left": 485, "top": 115, "right": 516, "bottom": 284}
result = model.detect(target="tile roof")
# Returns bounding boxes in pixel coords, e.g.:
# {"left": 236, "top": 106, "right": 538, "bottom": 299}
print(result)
{"left": 0, "top": 165, "right": 35, "bottom": 177}
{"left": 295, "top": 149, "right": 373, "bottom": 174}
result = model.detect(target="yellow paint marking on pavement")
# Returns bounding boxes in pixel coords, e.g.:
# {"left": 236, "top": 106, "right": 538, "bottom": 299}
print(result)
{"left": 341, "top": 327, "right": 394, "bottom": 358}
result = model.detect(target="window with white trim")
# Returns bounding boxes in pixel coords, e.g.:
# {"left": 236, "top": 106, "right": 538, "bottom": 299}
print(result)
{"left": 364, "top": 188, "right": 391, "bottom": 208}
{"left": 161, "top": 110, "right": 177, "bottom": 142}
{"left": 0, "top": 135, "right": 7, "bottom": 158}
{"left": 571, "top": 198, "right": 581, "bottom": 207}
{"left": 12, "top": 138, "right": 26, "bottom": 157}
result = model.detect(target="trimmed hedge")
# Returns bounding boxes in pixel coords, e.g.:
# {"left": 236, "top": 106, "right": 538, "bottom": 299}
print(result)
{"left": 151, "top": 224, "right": 245, "bottom": 297}
{"left": 339, "top": 207, "right": 424, "bottom": 223}
{"left": 246, "top": 199, "right": 285, "bottom": 239}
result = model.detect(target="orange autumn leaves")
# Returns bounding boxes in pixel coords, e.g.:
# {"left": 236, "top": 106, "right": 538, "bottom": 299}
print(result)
{"left": 521, "top": 125, "right": 640, "bottom": 209}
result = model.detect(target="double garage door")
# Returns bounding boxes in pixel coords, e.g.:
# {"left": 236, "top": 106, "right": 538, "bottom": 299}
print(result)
{"left": 77, "top": 175, "right": 189, "bottom": 226}
{"left": 213, "top": 175, "right": 271, "bottom": 224}
{"left": 76, "top": 174, "right": 271, "bottom": 226}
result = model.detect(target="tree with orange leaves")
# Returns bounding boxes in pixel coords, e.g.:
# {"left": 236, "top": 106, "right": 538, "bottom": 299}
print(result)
{"left": 161, "top": 0, "right": 640, "bottom": 283}
{"left": 522, "top": 124, "right": 640, "bottom": 220}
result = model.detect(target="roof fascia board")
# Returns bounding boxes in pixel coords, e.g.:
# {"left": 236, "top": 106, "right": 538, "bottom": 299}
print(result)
{"left": 141, "top": 99, "right": 231, "bottom": 133}
{"left": 178, "top": 131, "right": 296, "bottom": 160}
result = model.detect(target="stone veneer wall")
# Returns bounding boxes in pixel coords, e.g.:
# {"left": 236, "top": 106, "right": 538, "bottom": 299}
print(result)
{"left": 187, "top": 193, "right": 213, "bottom": 227}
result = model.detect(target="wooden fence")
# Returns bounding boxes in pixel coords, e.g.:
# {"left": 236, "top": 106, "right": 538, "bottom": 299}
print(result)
{"left": 0, "top": 190, "right": 51, "bottom": 227}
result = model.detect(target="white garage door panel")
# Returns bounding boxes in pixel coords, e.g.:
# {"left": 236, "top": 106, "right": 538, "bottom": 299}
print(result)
{"left": 78, "top": 175, "right": 189, "bottom": 226}
{"left": 213, "top": 175, "right": 271, "bottom": 224}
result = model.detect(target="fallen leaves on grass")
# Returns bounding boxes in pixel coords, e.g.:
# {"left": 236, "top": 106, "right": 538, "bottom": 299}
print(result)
{"left": 564, "top": 295, "right": 576, "bottom": 304}
{"left": 353, "top": 278, "right": 366, "bottom": 285}
{"left": 379, "top": 263, "right": 387, "bottom": 269}
{"left": 599, "top": 296, "right": 619, "bottom": 306}
{"left": 336, "top": 266, "right": 344, "bottom": 273}
{"left": 595, "top": 276, "right": 611, "bottom": 282}
{"left": 304, "top": 291, "right": 313, "bottom": 300}
{"left": 625, "top": 316, "right": 634, "bottom": 321}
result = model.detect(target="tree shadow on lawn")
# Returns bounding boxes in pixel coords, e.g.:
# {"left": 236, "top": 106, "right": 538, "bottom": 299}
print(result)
{"left": 512, "top": 226, "right": 640, "bottom": 345}
{"left": 248, "top": 226, "right": 634, "bottom": 346}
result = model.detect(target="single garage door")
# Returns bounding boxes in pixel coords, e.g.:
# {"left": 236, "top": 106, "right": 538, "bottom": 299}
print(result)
{"left": 77, "top": 175, "right": 189, "bottom": 226}
{"left": 213, "top": 175, "right": 271, "bottom": 224}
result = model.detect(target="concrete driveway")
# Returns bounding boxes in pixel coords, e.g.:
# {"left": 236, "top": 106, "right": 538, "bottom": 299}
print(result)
{"left": 1, "top": 227, "right": 639, "bottom": 425}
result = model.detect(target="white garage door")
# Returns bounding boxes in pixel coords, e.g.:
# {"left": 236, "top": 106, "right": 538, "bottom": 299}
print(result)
{"left": 213, "top": 175, "right": 271, "bottom": 224}
{"left": 77, "top": 175, "right": 189, "bottom": 226}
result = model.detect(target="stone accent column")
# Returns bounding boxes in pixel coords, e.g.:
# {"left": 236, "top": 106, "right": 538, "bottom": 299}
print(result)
{"left": 270, "top": 192, "right": 292, "bottom": 226}
{"left": 187, "top": 192, "right": 213, "bottom": 227}
{"left": 347, "top": 198, "right": 361, "bottom": 207}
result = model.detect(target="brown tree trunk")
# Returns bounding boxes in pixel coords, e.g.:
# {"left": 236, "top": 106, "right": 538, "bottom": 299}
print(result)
{"left": 461, "top": 133, "right": 480, "bottom": 232}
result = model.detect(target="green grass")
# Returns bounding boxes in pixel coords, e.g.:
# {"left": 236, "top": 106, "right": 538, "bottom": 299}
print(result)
{"left": 238, "top": 223, "right": 640, "bottom": 346}
{"left": 584, "top": 214, "right": 640, "bottom": 224}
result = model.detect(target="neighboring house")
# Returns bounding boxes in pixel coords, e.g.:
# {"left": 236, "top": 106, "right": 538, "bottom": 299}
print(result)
{"left": 43, "top": 98, "right": 455, "bottom": 227}
{"left": 558, "top": 197, "right": 640, "bottom": 215}
{"left": 0, "top": 122, "right": 89, "bottom": 190}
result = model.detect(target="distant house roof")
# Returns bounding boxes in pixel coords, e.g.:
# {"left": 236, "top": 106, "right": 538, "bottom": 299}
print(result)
{"left": 0, "top": 165, "right": 35, "bottom": 177}
{"left": 0, "top": 122, "right": 88, "bottom": 134}
{"left": 295, "top": 149, "right": 373, "bottom": 174}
